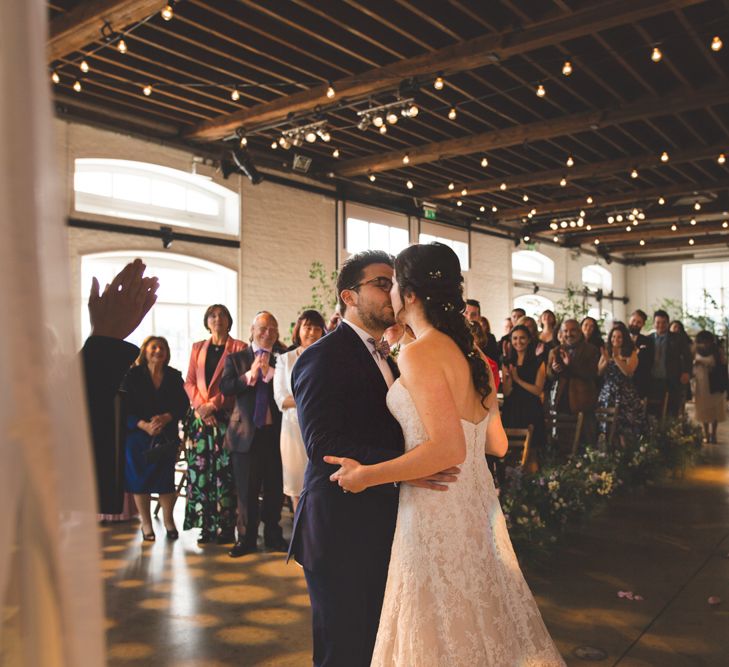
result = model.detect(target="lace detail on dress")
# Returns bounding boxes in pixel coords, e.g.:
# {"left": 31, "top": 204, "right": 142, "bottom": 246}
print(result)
{"left": 371, "top": 380, "right": 565, "bottom": 667}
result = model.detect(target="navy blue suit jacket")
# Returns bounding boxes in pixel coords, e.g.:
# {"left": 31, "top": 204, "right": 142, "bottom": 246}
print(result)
{"left": 289, "top": 323, "right": 404, "bottom": 572}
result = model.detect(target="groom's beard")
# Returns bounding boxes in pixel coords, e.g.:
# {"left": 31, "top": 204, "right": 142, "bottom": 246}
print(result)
{"left": 359, "top": 303, "right": 396, "bottom": 332}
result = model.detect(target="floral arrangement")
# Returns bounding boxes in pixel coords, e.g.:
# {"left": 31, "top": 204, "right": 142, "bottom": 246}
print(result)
{"left": 499, "top": 415, "right": 703, "bottom": 560}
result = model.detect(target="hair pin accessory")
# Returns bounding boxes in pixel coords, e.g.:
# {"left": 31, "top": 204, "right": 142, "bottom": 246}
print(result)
{"left": 428, "top": 270, "right": 443, "bottom": 279}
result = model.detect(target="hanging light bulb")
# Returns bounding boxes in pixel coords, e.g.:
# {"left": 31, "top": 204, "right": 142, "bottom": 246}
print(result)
{"left": 448, "top": 182, "right": 455, "bottom": 191}
{"left": 690, "top": 217, "right": 697, "bottom": 225}
{"left": 51, "top": 71, "right": 60, "bottom": 84}
{"left": 566, "top": 155, "right": 574, "bottom": 167}
{"left": 608, "top": 216, "right": 615, "bottom": 224}
{"left": 448, "top": 107, "right": 457, "bottom": 121}
{"left": 379, "top": 125, "right": 388, "bottom": 134}
{"left": 718, "top": 153, "right": 726, "bottom": 165}
{"left": 562, "top": 60, "right": 573, "bottom": 76}
{"left": 161, "top": 3, "right": 174, "bottom": 21}
{"left": 143, "top": 84, "right": 152, "bottom": 96}
{"left": 550, "top": 222, "right": 559, "bottom": 230}
{"left": 406, "top": 180, "right": 414, "bottom": 189}
{"left": 658, "top": 196, "right": 666, "bottom": 205}
{"left": 456, "top": 200, "right": 463, "bottom": 207}
{"left": 586, "top": 225, "right": 592, "bottom": 231}
{"left": 560, "top": 221, "right": 568, "bottom": 228}
{"left": 480, "top": 157, "right": 488, "bottom": 168}
{"left": 271, "top": 140, "right": 278, "bottom": 149}
{"left": 480, "top": 206, "right": 486, "bottom": 213}
{"left": 368, "top": 173, "right": 376, "bottom": 182}
{"left": 500, "top": 182, "right": 507, "bottom": 191}
{"left": 638, "top": 212, "right": 646, "bottom": 220}
{"left": 530, "top": 208, "right": 537, "bottom": 216}
{"left": 630, "top": 168, "right": 639, "bottom": 178}
{"left": 671, "top": 224, "right": 677, "bottom": 231}
{"left": 626, "top": 225, "right": 632, "bottom": 232}
{"left": 711, "top": 36, "right": 723, "bottom": 52}
{"left": 332, "top": 148, "right": 340, "bottom": 158}
{"left": 632, "top": 208, "right": 639, "bottom": 216}
{"left": 73, "top": 79, "right": 82, "bottom": 92}
{"left": 80, "top": 60, "right": 89, "bottom": 73}
{"left": 577, "top": 219, "right": 584, "bottom": 227}
{"left": 660, "top": 151, "right": 669, "bottom": 162}
{"left": 560, "top": 177, "right": 567, "bottom": 187}
{"left": 117, "top": 38, "right": 128, "bottom": 54}
{"left": 586, "top": 195, "right": 593, "bottom": 204}
{"left": 694, "top": 201, "right": 701, "bottom": 210}
{"left": 594, "top": 239, "right": 600, "bottom": 245}
{"left": 554, "top": 235, "right": 560, "bottom": 242}
{"left": 402, "top": 154, "right": 410, "bottom": 165}
{"left": 523, "top": 235, "right": 531, "bottom": 242}
{"left": 326, "top": 83, "right": 335, "bottom": 99}
{"left": 386, "top": 111, "right": 398, "bottom": 125}
{"left": 639, "top": 239, "right": 646, "bottom": 246}
{"left": 239, "top": 135, "right": 247, "bottom": 147}
{"left": 305, "top": 130, "right": 317, "bottom": 143}
{"left": 491, "top": 205, "right": 498, "bottom": 212}
{"left": 536, "top": 83, "right": 546, "bottom": 97}
{"left": 689, "top": 238, "right": 695, "bottom": 245}
{"left": 722, "top": 221, "right": 728, "bottom": 228}
{"left": 231, "top": 87, "right": 240, "bottom": 101}
{"left": 434, "top": 76, "right": 444, "bottom": 90}
{"left": 522, "top": 194, "right": 529, "bottom": 202}
{"left": 651, "top": 46, "right": 663, "bottom": 62}
{"left": 408, "top": 104, "right": 419, "bottom": 117}
{"left": 461, "top": 188, "right": 468, "bottom": 196}
{"left": 372, "top": 115, "right": 384, "bottom": 128}
{"left": 616, "top": 214, "right": 624, "bottom": 222}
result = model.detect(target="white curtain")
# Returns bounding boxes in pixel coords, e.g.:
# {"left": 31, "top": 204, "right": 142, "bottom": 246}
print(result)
{"left": 0, "top": 0, "right": 105, "bottom": 664}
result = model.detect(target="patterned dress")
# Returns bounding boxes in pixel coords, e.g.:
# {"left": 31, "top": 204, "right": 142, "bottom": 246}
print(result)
{"left": 598, "top": 359, "right": 646, "bottom": 440}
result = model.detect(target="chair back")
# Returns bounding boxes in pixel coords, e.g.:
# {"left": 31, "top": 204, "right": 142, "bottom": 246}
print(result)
{"left": 595, "top": 405, "right": 619, "bottom": 448}
{"left": 503, "top": 426, "right": 534, "bottom": 468}
{"left": 545, "top": 411, "right": 584, "bottom": 459}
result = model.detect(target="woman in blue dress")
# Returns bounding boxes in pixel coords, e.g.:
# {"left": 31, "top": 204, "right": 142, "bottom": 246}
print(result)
{"left": 123, "top": 336, "right": 189, "bottom": 541}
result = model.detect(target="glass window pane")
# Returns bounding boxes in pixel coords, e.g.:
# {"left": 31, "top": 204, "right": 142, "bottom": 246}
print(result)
{"left": 389, "top": 227, "right": 409, "bottom": 255}
{"left": 75, "top": 171, "right": 112, "bottom": 197}
{"left": 369, "top": 223, "right": 391, "bottom": 251}
{"left": 112, "top": 173, "right": 151, "bottom": 204}
{"left": 346, "top": 218, "right": 368, "bottom": 254}
{"left": 187, "top": 189, "right": 220, "bottom": 216}
{"left": 152, "top": 180, "right": 186, "bottom": 210}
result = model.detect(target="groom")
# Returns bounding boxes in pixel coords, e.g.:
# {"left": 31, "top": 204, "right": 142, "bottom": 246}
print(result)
{"left": 291, "top": 250, "right": 454, "bottom": 666}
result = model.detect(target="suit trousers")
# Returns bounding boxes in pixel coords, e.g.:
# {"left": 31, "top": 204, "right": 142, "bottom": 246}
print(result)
{"left": 237, "top": 425, "right": 283, "bottom": 545}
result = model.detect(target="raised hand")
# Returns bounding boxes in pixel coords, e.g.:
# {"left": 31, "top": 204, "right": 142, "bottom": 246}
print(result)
{"left": 88, "top": 258, "right": 159, "bottom": 340}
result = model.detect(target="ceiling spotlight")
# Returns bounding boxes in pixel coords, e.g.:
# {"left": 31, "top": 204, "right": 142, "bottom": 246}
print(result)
{"left": 326, "top": 83, "right": 335, "bottom": 98}
{"left": 690, "top": 218, "right": 697, "bottom": 225}
{"left": 461, "top": 188, "right": 468, "bottom": 196}
{"left": 231, "top": 147, "right": 263, "bottom": 185}
{"left": 594, "top": 239, "right": 600, "bottom": 245}
{"left": 278, "top": 137, "right": 291, "bottom": 149}
{"left": 143, "top": 84, "right": 152, "bottom": 96}
{"left": 379, "top": 125, "right": 388, "bottom": 135}
{"left": 434, "top": 76, "right": 445, "bottom": 90}
{"left": 711, "top": 36, "right": 723, "bottom": 52}
{"left": 386, "top": 111, "right": 398, "bottom": 125}
{"left": 522, "top": 194, "right": 529, "bottom": 202}
{"left": 660, "top": 151, "right": 669, "bottom": 162}
{"left": 536, "top": 83, "right": 546, "bottom": 97}
{"left": 694, "top": 201, "right": 701, "bottom": 210}
{"left": 239, "top": 135, "right": 247, "bottom": 147}
{"left": 448, "top": 107, "right": 457, "bottom": 121}
{"left": 481, "top": 157, "right": 488, "bottom": 168}
{"left": 562, "top": 60, "right": 573, "bottom": 76}
{"left": 630, "top": 168, "right": 639, "bottom": 178}
{"left": 579, "top": 209, "right": 586, "bottom": 217}
{"left": 368, "top": 173, "right": 376, "bottom": 182}
{"left": 270, "top": 140, "right": 278, "bottom": 149}
{"left": 569, "top": 220, "right": 577, "bottom": 228}
{"left": 586, "top": 225, "right": 592, "bottom": 231}
{"left": 491, "top": 205, "right": 498, "bottom": 212}
{"left": 586, "top": 196, "right": 593, "bottom": 204}
{"left": 500, "top": 182, "right": 507, "bottom": 191}
{"left": 638, "top": 212, "right": 645, "bottom": 220}
{"left": 550, "top": 222, "right": 559, "bottom": 230}
{"left": 80, "top": 59, "right": 89, "bottom": 73}
{"left": 629, "top": 214, "right": 636, "bottom": 221}
{"left": 671, "top": 224, "right": 677, "bottom": 231}
{"left": 560, "top": 177, "right": 567, "bottom": 187}
{"left": 689, "top": 238, "right": 695, "bottom": 245}
{"left": 658, "top": 196, "right": 666, "bottom": 205}
{"left": 73, "top": 79, "right": 82, "bottom": 92}
{"left": 524, "top": 235, "right": 531, "bottom": 242}
{"left": 718, "top": 153, "right": 726, "bottom": 165}
{"left": 651, "top": 46, "right": 663, "bottom": 63}
{"left": 560, "top": 221, "right": 568, "bottom": 228}
{"left": 639, "top": 239, "right": 645, "bottom": 246}
{"left": 51, "top": 71, "right": 60, "bottom": 84}
{"left": 456, "top": 200, "right": 463, "bottom": 207}
{"left": 480, "top": 206, "right": 486, "bottom": 213}
{"left": 566, "top": 155, "right": 574, "bottom": 167}
{"left": 608, "top": 216, "right": 614, "bottom": 224}
{"left": 332, "top": 148, "right": 340, "bottom": 158}
{"left": 448, "top": 182, "right": 455, "bottom": 191}
{"left": 723, "top": 221, "right": 728, "bottom": 228}
{"left": 161, "top": 3, "right": 174, "bottom": 20}
{"left": 304, "top": 130, "right": 316, "bottom": 143}
{"left": 402, "top": 154, "right": 410, "bottom": 165}
{"left": 117, "top": 38, "right": 128, "bottom": 54}
{"left": 408, "top": 104, "right": 419, "bottom": 117}
{"left": 527, "top": 213, "right": 533, "bottom": 219}
{"left": 406, "top": 180, "right": 414, "bottom": 189}
{"left": 616, "top": 214, "right": 623, "bottom": 222}
{"left": 357, "top": 117, "right": 370, "bottom": 131}
{"left": 577, "top": 219, "right": 584, "bottom": 227}
{"left": 626, "top": 225, "right": 632, "bottom": 231}
{"left": 372, "top": 115, "right": 384, "bottom": 128}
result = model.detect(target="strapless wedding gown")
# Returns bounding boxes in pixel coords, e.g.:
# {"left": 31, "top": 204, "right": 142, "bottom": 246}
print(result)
{"left": 371, "top": 380, "right": 565, "bottom": 667}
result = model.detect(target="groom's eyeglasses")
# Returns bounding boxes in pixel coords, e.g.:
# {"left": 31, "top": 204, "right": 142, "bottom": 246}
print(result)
{"left": 348, "top": 277, "right": 393, "bottom": 293}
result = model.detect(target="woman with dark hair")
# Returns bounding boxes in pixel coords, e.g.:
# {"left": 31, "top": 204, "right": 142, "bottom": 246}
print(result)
{"left": 273, "top": 309, "right": 326, "bottom": 511}
{"left": 597, "top": 322, "right": 645, "bottom": 441}
{"left": 501, "top": 324, "right": 547, "bottom": 452}
{"left": 539, "top": 309, "right": 559, "bottom": 345}
{"left": 479, "top": 316, "right": 500, "bottom": 361}
{"left": 183, "top": 304, "right": 246, "bottom": 544}
{"left": 326, "top": 243, "right": 564, "bottom": 666}
{"left": 581, "top": 316, "right": 605, "bottom": 351}
{"left": 693, "top": 330, "right": 727, "bottom": 443}
{"left": 123, "top": 336, "right": 189, "bottom": 540}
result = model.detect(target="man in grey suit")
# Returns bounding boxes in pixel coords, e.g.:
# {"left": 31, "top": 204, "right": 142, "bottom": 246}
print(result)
{"left": 220, "top": 311, "right": 285, "bottom": 557}
{"left": 649, "top": 309, "right": 692, "bottom": 417}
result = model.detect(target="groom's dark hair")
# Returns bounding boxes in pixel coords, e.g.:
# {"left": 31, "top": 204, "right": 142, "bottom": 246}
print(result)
{"left": 337, "top": 249, "right": 394, "bottom": 315}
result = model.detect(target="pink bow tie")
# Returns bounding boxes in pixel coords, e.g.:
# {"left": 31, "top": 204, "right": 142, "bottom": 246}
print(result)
{"left": 368, "top": 337, "right": 391, "bottom": 360}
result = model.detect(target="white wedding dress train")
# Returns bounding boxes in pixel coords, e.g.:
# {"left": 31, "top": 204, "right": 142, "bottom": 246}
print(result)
{"left": 371, "top": 380, "right": 565, "bottom": 667}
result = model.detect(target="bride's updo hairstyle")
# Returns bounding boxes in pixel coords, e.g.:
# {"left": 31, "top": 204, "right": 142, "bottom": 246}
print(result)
{"left": 394, "top": 242, "right": 491, "bottom": 406}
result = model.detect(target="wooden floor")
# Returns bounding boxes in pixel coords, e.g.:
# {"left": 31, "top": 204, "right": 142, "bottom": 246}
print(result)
{"left": 103, "top": 415, "right": 729, "bottom": 666}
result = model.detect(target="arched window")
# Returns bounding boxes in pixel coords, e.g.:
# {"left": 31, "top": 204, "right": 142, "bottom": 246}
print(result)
{"left": 81, "top": 252, "right": 238, "bottom": 367}
{"left": 582, "top": 264, "right": 613, "bottom": 293}
{"left": 513, "top": 294, "right": 556, "bottom": 319}
{"left": 588, "top": 307, "right": 614, "bottom": 327}
{"left": 74, "top": 159, "right": 240, "bottom": 235}
{"left": 511, "top": 250, "right": 555, "bottom": 284}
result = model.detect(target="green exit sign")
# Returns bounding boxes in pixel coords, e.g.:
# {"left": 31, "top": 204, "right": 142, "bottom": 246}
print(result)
{"left": 423, "top": 207, "right": 437, "bottom": 220}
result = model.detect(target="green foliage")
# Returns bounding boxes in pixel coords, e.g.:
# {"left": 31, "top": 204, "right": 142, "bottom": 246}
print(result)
{"left": 554, "top": 283, "right": 590, "bottom": 323}
{"left": 289, "top": 261, "right": 339, "bottom": 337}
{"left": 653, "top": 290, "right": 729, "bottom": 335}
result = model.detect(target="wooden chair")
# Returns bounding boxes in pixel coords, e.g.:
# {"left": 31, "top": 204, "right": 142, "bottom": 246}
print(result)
{"left": 645, "top": 391, "right": 669, "bottom": 420}
{"left": 153, "top": 442, "right": 187, "bottom": 518}
{"left": 545, "top": 411, "right": 584, "bottom": 459}
{"left": 595, "top": 405, "right": 619, "bottom": 448}
{"left": 503, "top": 426, "right": 534, "bottom": 469}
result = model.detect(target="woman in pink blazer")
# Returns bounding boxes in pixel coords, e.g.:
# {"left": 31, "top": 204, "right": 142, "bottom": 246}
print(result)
{"left": 183, "top": 304, "right": 246, "bottom": 544}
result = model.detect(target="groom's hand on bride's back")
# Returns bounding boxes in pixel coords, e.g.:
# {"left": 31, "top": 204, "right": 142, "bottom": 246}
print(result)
{"left": 404, "top": 466, "right": 461, "bottom": 491}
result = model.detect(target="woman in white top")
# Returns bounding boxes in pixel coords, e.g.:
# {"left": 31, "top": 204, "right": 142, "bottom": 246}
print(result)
{"left": 274, "top": 309, "right": 326, "bottom": 511}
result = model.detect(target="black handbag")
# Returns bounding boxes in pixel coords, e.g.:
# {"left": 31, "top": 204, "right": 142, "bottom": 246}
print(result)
{"left": 144, "top": 433, "right": 180, "bottom": 464}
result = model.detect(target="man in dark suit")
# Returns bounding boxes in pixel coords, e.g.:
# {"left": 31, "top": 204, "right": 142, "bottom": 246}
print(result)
{"left": 628, "top": 308, "right": 654, "bottom": 398}
{"left": 649, "top": 309, "right": 692, "bottom": 417}
{"left": 291, "top": 250, "right": 455, "bottom": 667}
{"left": 220, "top": 311, "right": 285, "bottom": 557}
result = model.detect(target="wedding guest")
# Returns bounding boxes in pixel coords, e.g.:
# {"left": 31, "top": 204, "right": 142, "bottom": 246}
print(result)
{"left": 83, "top": 258, "right": 159, "bottom": 515}
{"left": 670, "top": 320, "right": 695, "bottom": 401}
{"left": 597, "top": 323, "right": 646, "bottom": 443}
{"left": 501, "top": 325, "right": 546, "bottom": 451}
{"left": 327, "top": 306, "right": 343, "bottom": 332}
{"left": 184, "top": 304, "right": 246, "bottom": 544}
{"left": 628, "top": 309, "right": 653, "bottom": 399}
{"left": 516, "top": 315, "right": 547, "bottom": 363}
{"left": 539, "top": 309, "right": 559, "bottom": 346}
{"left": 499, "top": 307, "right": 526, "bottom": 359}
{"left": 221, "top": 311, "right": 286, "bottom": 557}
{"left": 648, "top": 309, "right": 692, "bottom": 417}
{"left": 464, "top": 298, "right": 481, "bottom": 323}
{"left": 469, "top": 322, "right": 499, "bottom": 390}
{"left": 122, "top": 336, "right": 189, "bottom": 541}
{"left": 274, "top": 310, "right": 326, "bottom": 515}
{"left": 384, "top": 322, "right": 415, "bottom": 354}
{"left": 502, "top": 317, "right": 513, "bottom": 336}
{"left": 692, "top": 330, "right": 727, "bottom": 443}
{"left": 479, "top": 316, "right": 500, "bottom": 361}
{"left": 581, "top": 316, "right": 605, "bottom": 352}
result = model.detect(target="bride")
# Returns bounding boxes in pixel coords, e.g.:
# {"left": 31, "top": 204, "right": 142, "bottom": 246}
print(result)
{"left": 324, "top": 243, "right": 565, "bottom": 666}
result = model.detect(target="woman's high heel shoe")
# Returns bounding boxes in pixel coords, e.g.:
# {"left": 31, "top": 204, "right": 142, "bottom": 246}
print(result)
{"left": 166, "top": 528, "right": 179, "bottom": 540}
{"left": 141, "top": 527, "right": 156, "bottom": 542}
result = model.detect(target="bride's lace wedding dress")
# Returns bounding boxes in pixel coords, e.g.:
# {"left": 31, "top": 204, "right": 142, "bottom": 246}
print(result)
{"left": 371, "top": 380, "right": 565, "bottom": 666}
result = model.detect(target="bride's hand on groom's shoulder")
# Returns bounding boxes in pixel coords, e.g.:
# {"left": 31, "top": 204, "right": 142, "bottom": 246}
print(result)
{"left": 324, "top": 455, "right": 367, "bottom": 493}
{"left": 405, "top": 466, "right": 461, "bottom": 491}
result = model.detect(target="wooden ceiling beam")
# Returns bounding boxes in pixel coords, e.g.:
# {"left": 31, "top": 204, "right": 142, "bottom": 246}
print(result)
{"left": 499, "top": 177, "right": 729, "bottom": 220}
{"left": 185, "top": 0, "right": 704, "bottom": 141}
{"left": 427, "top": 145, "right": 726, "bottom": 199}
{"left": 572, "top": 220, "right": 728, "bottom": 244}
{"left": 600, "top": 234, "right": 729, "bottom": 252}
{"left": 48, "top": 0, "right": 163, "bottom": 63}
{"left": 336, "top": 82, "right": 729, "bottom": 177}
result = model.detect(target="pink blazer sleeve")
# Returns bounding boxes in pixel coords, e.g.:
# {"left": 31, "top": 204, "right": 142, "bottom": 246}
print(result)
{"left": 185, "top": 341, "right": 205, "bottom": 409}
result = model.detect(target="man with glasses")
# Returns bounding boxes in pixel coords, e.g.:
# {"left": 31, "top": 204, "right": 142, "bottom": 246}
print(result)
{"left": 221, "top": 311, "right": 286, "bottom": 557}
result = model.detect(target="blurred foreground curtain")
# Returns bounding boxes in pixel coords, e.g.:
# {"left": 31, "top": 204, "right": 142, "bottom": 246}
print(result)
{"left": 0, "top": 0, "right": 105, "bottom": 665}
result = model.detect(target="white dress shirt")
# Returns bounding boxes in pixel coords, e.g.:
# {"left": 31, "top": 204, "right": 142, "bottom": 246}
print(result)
{"left": 342, "top": 319, "right": 395, "bottom": 388}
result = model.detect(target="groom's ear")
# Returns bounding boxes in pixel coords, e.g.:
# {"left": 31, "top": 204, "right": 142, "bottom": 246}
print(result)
{"left": 341, "top": 288, "right": 357, "bottom": 309}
